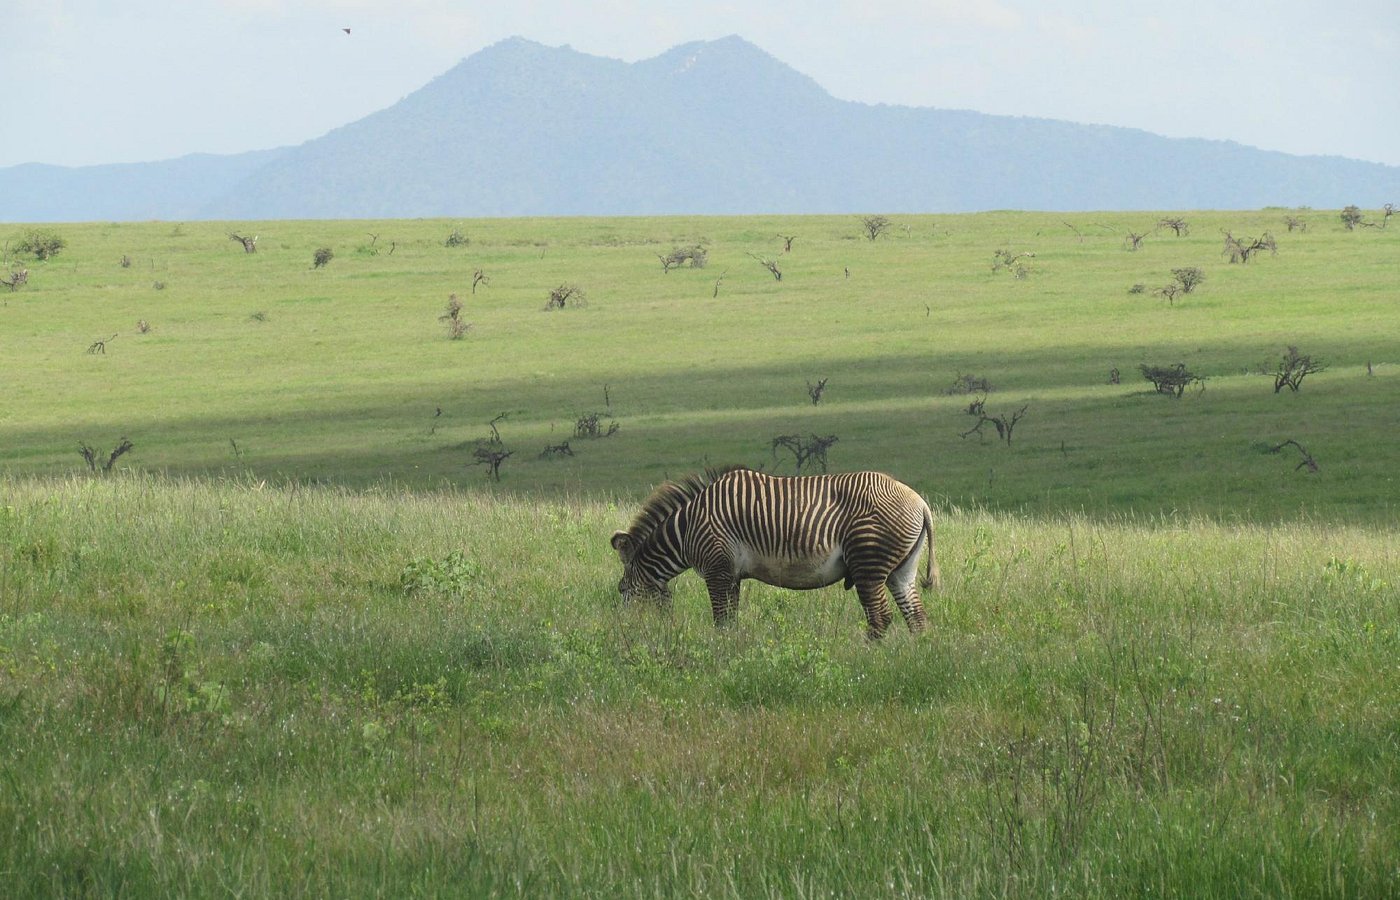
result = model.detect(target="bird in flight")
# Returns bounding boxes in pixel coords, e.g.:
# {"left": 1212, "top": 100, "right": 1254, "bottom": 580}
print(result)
{"left": 342, "top": 28, "right": 351, "bottom": 35}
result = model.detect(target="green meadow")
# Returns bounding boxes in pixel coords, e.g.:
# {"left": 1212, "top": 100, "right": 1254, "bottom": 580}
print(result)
{"left": 2, "top": 211, "right": 1398, "bottom": 896}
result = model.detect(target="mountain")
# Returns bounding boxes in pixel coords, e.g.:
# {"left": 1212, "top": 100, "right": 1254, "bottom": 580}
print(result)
{"left": 2, "top": 36, "right": 1396, "bottom": 221}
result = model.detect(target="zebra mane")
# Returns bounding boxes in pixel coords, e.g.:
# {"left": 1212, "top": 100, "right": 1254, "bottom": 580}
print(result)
{"left": 625, "top": 465, "right": 748, "bottom": 541}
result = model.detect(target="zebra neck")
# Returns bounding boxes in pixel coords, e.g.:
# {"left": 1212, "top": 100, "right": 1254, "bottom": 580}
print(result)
{"left": 638, "top": 509, "right": 692, "bottom": 580}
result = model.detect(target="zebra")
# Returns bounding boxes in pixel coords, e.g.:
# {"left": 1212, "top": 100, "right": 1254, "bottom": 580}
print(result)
{"left": 610, "top": 467, "right": 940, "bottom": 639}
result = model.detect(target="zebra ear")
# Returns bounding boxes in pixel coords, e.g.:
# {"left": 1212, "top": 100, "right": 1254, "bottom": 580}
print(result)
{"left": 610, "top": 530, "right": 634, "bottom": 560}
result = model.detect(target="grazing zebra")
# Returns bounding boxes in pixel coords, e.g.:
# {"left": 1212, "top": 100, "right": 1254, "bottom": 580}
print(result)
{"left": 610, "top": 467, "right": 940, "bottom": 639}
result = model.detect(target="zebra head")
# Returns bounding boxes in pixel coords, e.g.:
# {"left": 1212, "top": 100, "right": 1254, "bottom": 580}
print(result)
{"left": 610, "top": 530, "right": 673, "bottom": 604}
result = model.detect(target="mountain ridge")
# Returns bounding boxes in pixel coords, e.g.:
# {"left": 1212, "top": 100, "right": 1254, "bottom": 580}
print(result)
{"left": 2, "top": 36, "right": 1395, "bottom": 222}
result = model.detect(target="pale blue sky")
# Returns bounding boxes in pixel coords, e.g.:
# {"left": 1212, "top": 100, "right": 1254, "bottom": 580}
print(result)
{"left": 4, "top": 0, "right": 1397, "bottom": 169}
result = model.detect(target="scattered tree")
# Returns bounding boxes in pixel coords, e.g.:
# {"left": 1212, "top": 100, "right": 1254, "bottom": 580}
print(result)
{"left": 574, "top": 412, "right": 620, "bottom": 439}
{"left": 1122, "top": 230, "right": 1148, "bottom": 251}
{"left": 470, "top": 268, "right": 489, "bottom": 295}
{"left": 87, "top": 333, "right": 118, "bottom": 355}
{"left": 1266, "top": 345, "right": 1326, "bottom": 392}
{"left": 1284, "top": 215, "right": 1307, "bottom": 233}
{"left": 1269, "top": 439, "right": 1319, "bottom": 473}
{"left": 445, "top": 228, "right": 469, "bottom": 248}
{"left": 15, "top": 229, "right": 66, "bottom": 260}
{"left": 1138, "top": 363, "right": 1204, "bottom": 397}
{"left": 1108, "top": 367, "right": 1120, "bottom": 385}
{"left": 960, "top": 397, "right": 1028, "bottom": 446}
{"left": 485, "top": 412, "right": 510, "bottom": 445}
{"left": 1157, "top": 217, "right": 1189, "bottom": 236}
{"left": 992, "top": 249, "right": 1035, "bottom": 278}
{"left": 1127, "top": 283, "right": 1146, "bottom": 294}
{"left": 806, "top": 377, "right": 828, "bottom": 405}
{"left": 1383, "top": 203, "right": 1395, "bottom": 228}
{"left": 439, "top": 293, "right": 472, "bottom": 339}
{"left": 544, "top": 284, "right": 586, "bottom": 310}
{"left": 946, "top": 373, "right": 993, "bottom": 395}
{"left": 1171, "top": 267, "right": 1206, "bottom": 294}
{"left": 860, "top": 215, "right": 892, "bottom": 241}
{"left": 120, "top": 255, "right": 132, "bottom": 268}
{"left": 539, "top": 442, "right": 574, "bottom": 459}
{"left": 79, "top": 438, "right": 133, "bottom": 474}
{"left": 778, "top": 234, "right": 796, "bottom": 253}
{"left": 771, "top": 433, "right": 838, "bottom": 473}
{"left": 712, "top": 270, "right": 727, "bottom": 298}
{"left": 312, "top": 247, "right": 334, "bottom": 269}
{"left": 1154, "top": 282, "right": 1184, "bottom": 305}
{"left": 657, "top": 245, "right": 707, "bottom": 273}
{"left": 229, "top": 233, "right": 258, "bottom": 254}
{"left": 1340, "top": 205, "right": 1364, "bottom": 231}
{"left": 1, "top": 268, "right": 28, "bottom": 291}
{"left": 136, "top": 320, "right": 151, "bottom": 334}
{"left": 472, "top": 445, "right": 511, "bottom": 481}
{"left": 747, "top": 253, "right": 782, "bottom": 281}
{"left": 1221, "top": 231, "right": 1276, "bottom": 263}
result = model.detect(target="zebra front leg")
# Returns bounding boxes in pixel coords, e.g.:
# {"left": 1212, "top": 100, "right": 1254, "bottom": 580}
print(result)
{"left": 703, "top": 575, "right": 741, "bottom": 627}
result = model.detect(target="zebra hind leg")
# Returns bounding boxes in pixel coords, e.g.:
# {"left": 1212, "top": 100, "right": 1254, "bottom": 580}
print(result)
{"left": 887, "top": 552, "right": 930, "bottom": 634}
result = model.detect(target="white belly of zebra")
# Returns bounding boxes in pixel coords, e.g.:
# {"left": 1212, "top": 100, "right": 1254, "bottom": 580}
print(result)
{"left": 733, "top": 543, "right": 847, "bottom": 590}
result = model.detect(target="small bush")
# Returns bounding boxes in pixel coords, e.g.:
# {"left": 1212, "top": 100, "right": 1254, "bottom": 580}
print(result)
{"left": 15, "top": 228, "right": 66, "bottom": 260}
{"left": 312, "top": 247, "right": 334, "bottom": 269}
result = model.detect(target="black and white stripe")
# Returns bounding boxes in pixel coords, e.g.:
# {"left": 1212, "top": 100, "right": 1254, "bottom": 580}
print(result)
{"left": 611, "top": 467, "right": 939, "bottom": 639}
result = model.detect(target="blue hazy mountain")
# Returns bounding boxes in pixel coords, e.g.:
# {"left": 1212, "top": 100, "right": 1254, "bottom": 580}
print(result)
{"left": 3, "top": 36, "right": 1395, "bottom": 221}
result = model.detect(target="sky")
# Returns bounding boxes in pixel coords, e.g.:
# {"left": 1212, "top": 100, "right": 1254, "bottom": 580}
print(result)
{"left": 3, "top": 0, "right": 1397, "bottom": 170}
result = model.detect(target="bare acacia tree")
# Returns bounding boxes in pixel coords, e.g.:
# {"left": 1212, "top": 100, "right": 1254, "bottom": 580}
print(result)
{"left": 573, "top": 412, "right": 619, "bottom": 439}
{"left": 439, "top": 293, "right": 471, "bottom": 339}
{"left": 663, "top": 245, "right": 707, "bottom": 273}
{"left": 1154, "top": 283, "right": 1184, "bottom": 305}
{"left": 229, "top": 233, "right": 258, "bottom": 254}
{"left": 747, "top": 253, "right": 782, "bottom": 281}
{"left": 960, "top": 398, "right": 1027, "bottom": 446}
{"left": 1157, "top": 217, "right": 1189, "bottom": 236}
{"left": 1266, "top": 346, "right": 1326, "bottom": 392}
{"left": 1, "top": 268, "right": 28, "bottom": 291}
{"left": 87, "top": 333, "right": 118, "bottom": 354}
{"left": 472, "top": 445, "right": 512, "bottom": 481}
{"left": 712, "top": 270, "right": 727, "bottom": 298}
{"left": 472, "top": 268, "right": 489, "bottom": 294}
{"left": 1139, "top": 363, "right": 1204, "bottom": 397}
{"left": 860, "top": 215, "right": 892, "bottom": 241}
{"left": 544, "top": 284, "right": 586, "bottom": 309}
{"left": 1222, "top": 231, "right": 1276, "bottom": 263}
{"left": 1123, "top": 231, "right": 1148, "bottom": 251}
{"left": 79, "top": 438, "right": 134, "bottom": 474}
{"left": 992, "top": 249, "right": 1035, "bottom": 278}
{"left": 945, "top": 373, "right": 993, "bottom": 395}
{"left": 1284, "top": 215, "right": 1308, "bottom": 233}
{"left": 1269, "top": 439, "right": 1319, "bottom": 473}
{"left": 771, "top": 434, "right": 838, "bottom": 473}
{"left": 778, "top": 234, "right": 796, "bottom": 253}
{"left": 806, "top": 377, "right": 828, "bottom": 405}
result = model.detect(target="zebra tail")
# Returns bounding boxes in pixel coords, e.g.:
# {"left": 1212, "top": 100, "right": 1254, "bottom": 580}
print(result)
{"left": 919, "top": 501, "right": 942, "bottom": 591}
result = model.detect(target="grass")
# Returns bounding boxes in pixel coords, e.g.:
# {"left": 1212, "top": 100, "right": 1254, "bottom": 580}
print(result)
{"left": 3, "top": 210, "right": 1397, "bottom": 519}
{"left": 1, "top": 474, "right": 1397, "bottom": 896}
{"left": 2, "top": 209, "right": 1398, "bottom": 895}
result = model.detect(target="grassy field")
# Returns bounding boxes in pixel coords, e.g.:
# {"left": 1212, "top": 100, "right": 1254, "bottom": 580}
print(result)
{"left": 4, "top": 210, "right": 1398, "bottom": 518}
{"left": 2, "top": 210, "right": 1398, "bottom": 895}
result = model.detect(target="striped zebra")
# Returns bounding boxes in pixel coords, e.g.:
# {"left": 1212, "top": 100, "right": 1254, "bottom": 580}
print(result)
{"left": 610, "top": 467, "right": 940, "bottom": 639}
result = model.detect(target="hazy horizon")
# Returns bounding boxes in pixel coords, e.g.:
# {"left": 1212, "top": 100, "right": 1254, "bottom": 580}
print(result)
{"left": 4, "top": 1, "right": 1397, "bottom": 171}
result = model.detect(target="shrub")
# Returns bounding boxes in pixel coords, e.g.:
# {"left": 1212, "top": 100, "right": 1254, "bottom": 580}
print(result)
{"left": 15, "top": 228, "right": 66, "bottom": 260}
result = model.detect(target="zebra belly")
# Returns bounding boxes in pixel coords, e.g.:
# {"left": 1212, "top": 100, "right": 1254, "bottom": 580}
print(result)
{"left": 734, "top": 543, "right": 847, "bottom": 590}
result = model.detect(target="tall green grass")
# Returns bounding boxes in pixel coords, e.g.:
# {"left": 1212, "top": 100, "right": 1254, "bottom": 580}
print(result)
{"left": 2, "top": 475, "right": 1395, "bottom": 896}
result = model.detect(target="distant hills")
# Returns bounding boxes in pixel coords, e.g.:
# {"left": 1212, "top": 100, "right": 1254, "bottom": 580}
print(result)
{"left": 4, "top": 36, "right": 1397, "bottom": 222}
